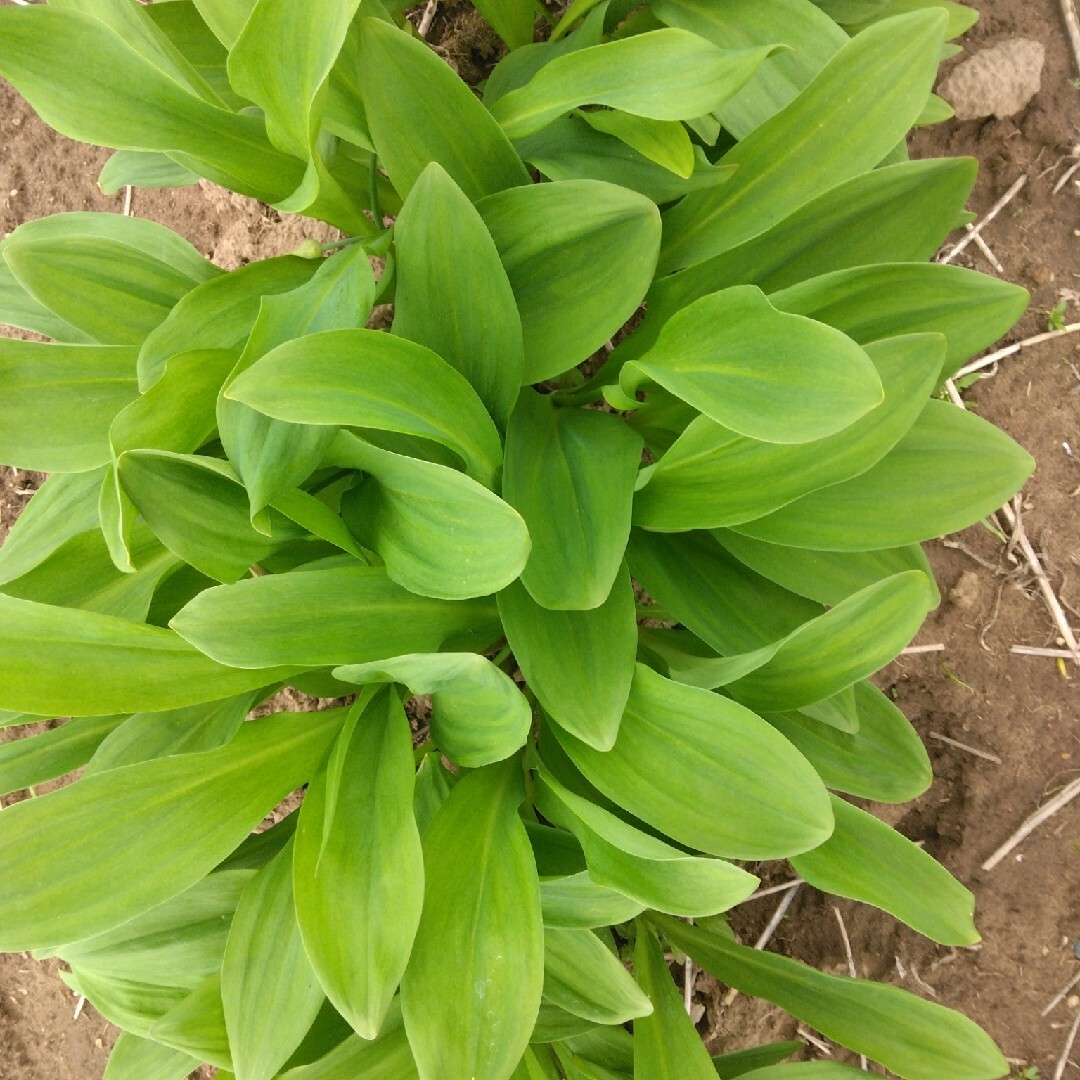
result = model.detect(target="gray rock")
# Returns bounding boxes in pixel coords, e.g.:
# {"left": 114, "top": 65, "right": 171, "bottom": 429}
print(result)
{"left": 940, "top": 38, "right": 1045, "bottom": 120}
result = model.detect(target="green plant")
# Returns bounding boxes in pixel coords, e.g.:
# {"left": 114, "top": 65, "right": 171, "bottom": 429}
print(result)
{"left": 0, "top": 2, "right": 1031, "bottom": 1078}
{"left": 1047, "top": 299, "right": 1068, "bottom": 332}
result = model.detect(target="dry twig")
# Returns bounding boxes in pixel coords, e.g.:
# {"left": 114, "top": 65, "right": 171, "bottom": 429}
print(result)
{"left": 1053, "top": 1005, "right": 1080, "bottom": 1080}
{"left": 1053, "top": 157, "right": 1080, "bottom": 195}
{"left": 982, "top": 775, "right": 1080, "bottom": 870}
{"left": 743, "top": 878, "right": 805, "bottom": 902}
{"left": 939, "top": 176, "right": 1027, "bottom": 264}
{"left": 1011, "top": 645, "right": 1080, "bottom": 659}
{"left": 901, "top": 643, "right": 945, "bottom": 655}
{"left": 416, "top": 0, "right": 438, "bottom": 37}
{"left": 928, "top": 731, "right": 1002, "bottom": 764}
{"left": 833, "top": 907, "right": 869, "bottom": 1070}
{"left": 1043, "top": 970, "right": 1080, "bottom": 1017}
{"left": 1060, "top": 0, "right": 1080, "bottom": 78}
{"left": 722, "top": 882, "right": 800, "bottom": 1007}
{"left": 954, "top": 323, "right": 1080, "bottom": 379}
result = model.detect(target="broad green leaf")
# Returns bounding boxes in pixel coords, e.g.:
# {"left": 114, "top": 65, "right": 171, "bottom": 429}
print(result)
{"left": 491, "top": 31, "right": 778, "bottom": 139}
{"left": 721, "top": 571, "right": 937, "bottom": 710}
{"left": 651, "top": 0, "right": 846, "bottom": 137}
{"left": 716, "top": 530, "right": 938, "bottom": 608}
{"left": 149, "top": 971, "right": 231, "bottom": 1067}
{"left": 293, "top": 690, "right": 422, "bottom": 1039}
{"left": 551, "top": 665, "right": 832, "bottom": 858}
{"left": 170, "top": 565, "right": 501, "bottom": 668}
{"left": 64, "top": 966, "right": 189, "bottom": 1036}
{"left": 358, "top": 18, "right": 530, "bottom": 200}
{"left": 413, "top": 754, "right": 453, "bottom": 839}
{"left": 117, "top": 451, "right": 304, "bottom": 582}
{"left": 0, "top": 342, "right": 139, "bottom": 472}
{"left": 226, "top": 329, "right": 502, "bottom": 488}
{"left": 0, "top": 594, "right": 295, "bottom": 716}
{"left": 223, "top": 840, "right": 325, "bottom": 1080}
{"left": 221, "top": 245, "right": 376, "bottom": 516}
{"left": 529, "top": 1003, "right": 598, "bottom": 1044}
{"left": 271, "top": 489, "right": 366, "bottom": 560}
{"left": 334, "top": 653, "right": 531, "bottom": 767}
{"left": 633, "top": 924, "right": 718, "bottom": 1080}
{"left": 333, "top": 434, "right": 530, "bottom": 600}
{"left": 0, "top": 708, "right": 344, "bottom": 949}
{"left": 393, "top": 163, "right": 525, "bottom": 429}
{"left": 735, "top": 1066, "right": 867, "bottom": 1078}
{"left": 514, "top": 115, "right": 736, "bottom": 205}
{"left": 763, "top": 680, "right": 932, "bottom": 803}
{"left": 55, "top": 870, "right": 253, "bottom": 991}
{"left": 99, "top": 149, "right": 202, "bottom": 195}
{"left": 622, "top": 286, "right": 881, "bottom": 445}
{"left": 0, "top": 7, "right": 304, "bottom": 200}
{"left": 622, "top": 285, "right": 881, "bottom": 444}
{"left": 104, "top": 1032, "right": 200, "bottom": 1080}
{"left": 498, "top": 572, "right": 636, "bottom": 751}
{"left": 538, "top": 871, "right": 646, "bottom": 929}
{"left": 791, "top": 795, "right": 978, "bottom": 945}
{"left": 711, "top": 1042, "right": 803, "bottom": 1078}
{"left": 2, "top": 212, "right": 218, "bottom": 346}
{"left": 653, "top": 916, "right": 1008, "bottom": 1080}
{"left": 473, "top": 0, "right": 536, "bottom": 49}
{"left": 770, "top": 263, "right": 1029, "bottom": 375}
{"left": 544, "top": 927, "right": 652, "bottom": 1024}
{"left": 535, "top": 770, "right": 757, "bottom": 917}
{"left": 845, "top": 0, "right": 978, "bottom": 38}
{"left": 503, "top": 392, "right": 641, "bottom": 609}
{"left": 659, "top": 10, "right": 947, "bottom": 272}
{"left": 477, "top": 180, "right": 660, "bottom": 382}
{"left": 730, "top": 401, "right": 1034, "bottom": 549}
{"left": 0, "top": 253, "right": 93, "bottom": 342}
{"left": 138, "top": 256, "right": 315, "bottom": 391}
{"left": 635, "top": 334, "right": 943, "bottom": 529}
{"left": 85, "top": 693, "right": 255, "bottom": 776}
{"left": 401, "top": 761, "right": 544, "bottom": 1080}
{"left": 277, "top": 1005, "right": 419, "bottom": 1080}
{"left": 0, "top": 714, "right": 124, "bottom": 797}
{"left": 579, "top": 111, "right": 695, "bottom": 177}
{"left": 642, "top": 158, "right": 978, "bottom": 346}
{"left": 626, "top": 529, "right": 824, "bottom": 653}
{"left": 190, "top": 0, "right": 256, "bottom": 47}
{"left": 561, "top": 1027, "right": 635, "bottom": 1076}
{"left": 0, "top": 469, "right": 104, "bottom": 585}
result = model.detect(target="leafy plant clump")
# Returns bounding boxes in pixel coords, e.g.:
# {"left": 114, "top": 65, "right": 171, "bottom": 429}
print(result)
{"left": 0, "top": 1, "right": 1031, "bottom": 1078}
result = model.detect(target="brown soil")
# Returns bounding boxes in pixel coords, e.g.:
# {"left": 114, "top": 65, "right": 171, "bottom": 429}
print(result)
{"left": 1, "top": 0, "right": 1078, "bottom": 1077}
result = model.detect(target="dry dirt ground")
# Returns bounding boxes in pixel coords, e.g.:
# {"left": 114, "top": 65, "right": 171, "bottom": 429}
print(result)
{"left": 1, "top": 0, "right": 1079, "bottom": 1077}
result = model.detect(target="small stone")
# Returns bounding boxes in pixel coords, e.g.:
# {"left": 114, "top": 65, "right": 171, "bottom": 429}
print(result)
{"left": 940, "top": 38, "right": 1045, "bottom": 120}
{"left": 1068, "top": 994, "right": 1080, "bottom": 1009}
{"left": 949, "top": 570, "right": 981, "bottom": 611}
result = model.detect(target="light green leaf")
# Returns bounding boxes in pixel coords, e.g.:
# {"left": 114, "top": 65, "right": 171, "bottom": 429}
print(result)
{"left": 503, "top": 392, "right": 641, "bottom": 609}
{"left": 333, "top": 434, "right": 530, "bottom": 601}
{"left": 223, "top": 840, "right": 325, "bottom": 1080}
{"left": 633, "top": 923, "right": 718, "bottom": 1080}
{"left": 538, "top": 871, "right": 646, "bottom": 929}
{"left": 0, "top": 594, "right": 296, "bottom": 716}
{"left": 138, "top": 256, "right": 315, "bottom": 391}
{"left": 149, "top": 971, "right": 231, "bottom": 1067}
{"left": 270, "top": 489, "right": 366, "bottom": 560}
{"left": 170, "top": 565, "right": 501, "bottom": 668}
{"left": 624, "top": 286, "right": 880, "bottom": 445}
{"left": 190, "top": 0, "right": 255, "bottom": 47}
{"left": 0, "top": 708, "right": 344, "bottom": 950}
{"left": 763, "top": 680, "right": 933, "bottom": 804}
{"left": 769, "top": 262, "right": 1029, "bottom": 376}
{"left": 0, "top": 7, "right": 304, "bottom": 200}
{"left": 293, "top": 690, "right": 422, "bottom": 1039}
{"left": 659, "top": 10, "right": 948, "bottom": 272}
{"left": 579, "top": 111, "right": 695, "bottom": 177}
{"left": 551, "top": 665, "right": 833, "bottom": 858}
{"left": 393, "top": 163, "right": 525, "bottom": 429}
{"left": 0, "top": 469, "right": 104, "bottom": 585}
{"left": 715, "top": 530, "right": 938, "bottom": 608}
{"left": 104, "top": 1032, "right": 201, "bottom": 1080}
{"left": 735, "top": 1065, "right": 867, "bottom": 1079}
{"left": 2, "top": 211, "right": 218, "bottom": 346}
{"left": 544, "top": 927, "right": 652, "bottom": 1024}
{"left": 473, "top": 0, "right": 536, "bottom": 49}
{"left": 0, "top": 254, "right": 93, "bottom": 343}
{"left": 358, "top": 17, "right": 530, "bottom": 201}
{"left": 226, "top": 329, "right": 502, "bottom": 488}
{"left": 791, "top": 795, "right": 978, "bottom": 945}
{"left": 535, "top": 770, "right": 757, "bottom": 917}
{"left": 477, "top": 180, "right": 660, "bottom": 382}
{"left": 498, "top": 572, "right": 636, "bottom": 751}
{"left": 99, "top": 149, "right": 201, "bottom": 195}
{"left": 118, "top": 451, "right": 304, "bottom": 582}
{"left": 401, "top": 761, "right": 544, "bottom": 1080}
{"left": 334, "top": 653, "right": 530, "bottom": 768}
{"left": 0, "top": 714, "right": 125, "bottom": 797}
{"left": 730, "top": 401, "right": 1034, "bottom": 549}
{"left": 635, "top": 334, "right": 943, "bottom": 529}
{"left": 491, "top": 30, "right": 778, "bottom": 139}
{"left": 653, "top": 916, "right": 1008, "bottom": 1080}
{"left": 0, "top": 342, "right": 138, "bottom": 472}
